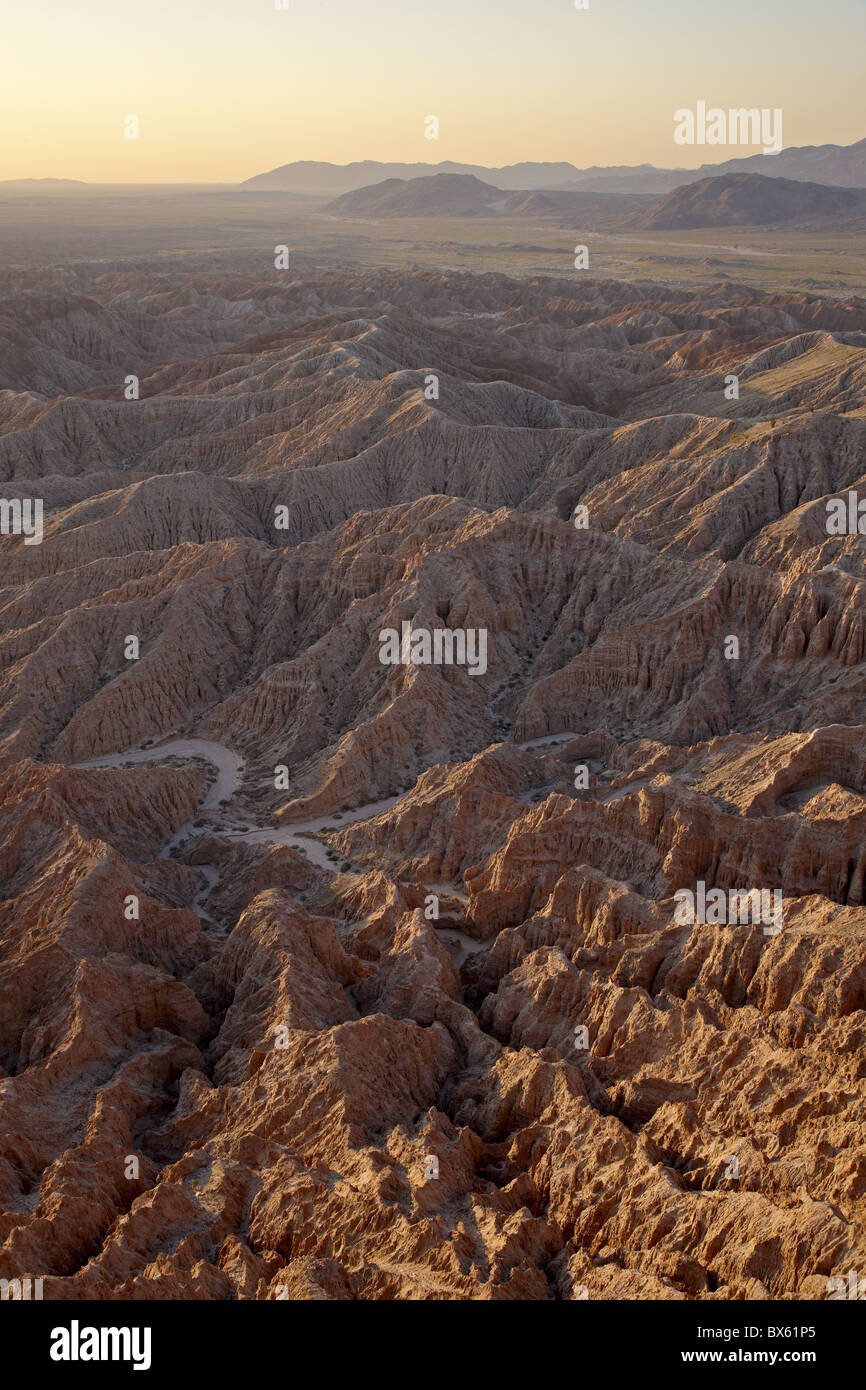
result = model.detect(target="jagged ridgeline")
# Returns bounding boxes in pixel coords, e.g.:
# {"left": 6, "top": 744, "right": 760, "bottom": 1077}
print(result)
{"left": 0, "top": 264, "right": 865, "bottom": 1300}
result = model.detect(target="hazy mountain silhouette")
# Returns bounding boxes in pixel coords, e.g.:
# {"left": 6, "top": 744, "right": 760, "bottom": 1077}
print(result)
{"left": 637, "top": 172, "right": 866, "bottom": 229}
{"left": 243, "top": 136, "right": 866, "bottom": 195}
{"left": 326, "top": 172, "right": 505, "bottom": 217}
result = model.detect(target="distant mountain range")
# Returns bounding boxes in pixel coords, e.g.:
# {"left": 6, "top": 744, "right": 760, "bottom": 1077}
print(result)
{"left": 243, "top": 137, "right": 866, "bottom": 195}
{"left": 326, "top": 173, "right": 506, "bottom": 217}
{"left": 635, "top": 173, "right": 866, "bottom": 231}
{"left": 245, "top": 159, "right": 595, "bottom": 195}
{"left": 0, "top": 178, "right": 88, "bottom": 190}
{"left": 325, "top": 173, "right": 648, "bottom": 222}
{"left": 323, "top": 169, "right": 866, "bottom": 233}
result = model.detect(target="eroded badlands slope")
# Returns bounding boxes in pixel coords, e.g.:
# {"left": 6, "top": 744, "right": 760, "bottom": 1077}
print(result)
{"left": 0, "top": 264, "right": 865, "bottom": 1299}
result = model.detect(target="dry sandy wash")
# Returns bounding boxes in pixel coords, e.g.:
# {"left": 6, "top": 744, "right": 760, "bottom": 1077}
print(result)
{"left": 1, "top": 260, "right": 865, "bottom": 1300}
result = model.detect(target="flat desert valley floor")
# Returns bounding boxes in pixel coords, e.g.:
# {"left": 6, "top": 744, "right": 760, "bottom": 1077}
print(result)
{"left": 1, "top": 183, "right": 864, "bottom": 295}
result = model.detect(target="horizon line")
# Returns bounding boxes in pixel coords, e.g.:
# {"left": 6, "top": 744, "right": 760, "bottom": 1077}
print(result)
{"left": 0, "top": 151, "right": 820, "bottom": 189}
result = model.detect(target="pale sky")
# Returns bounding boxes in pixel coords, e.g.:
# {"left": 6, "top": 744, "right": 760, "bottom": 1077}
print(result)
{"left": 2, "top": 0, "right": 864, "bottom": 182}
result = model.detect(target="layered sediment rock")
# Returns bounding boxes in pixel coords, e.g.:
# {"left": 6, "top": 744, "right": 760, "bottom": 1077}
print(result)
{"left": 1, "top": 265, "right": 864, "bottom": 1300}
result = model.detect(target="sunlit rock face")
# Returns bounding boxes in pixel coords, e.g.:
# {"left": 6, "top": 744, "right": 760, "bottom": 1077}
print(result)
{"left": 1, "top": 263, "right": 865, "bottom": 1301}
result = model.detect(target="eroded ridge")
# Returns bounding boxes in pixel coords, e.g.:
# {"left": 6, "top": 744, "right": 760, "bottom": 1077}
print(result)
{"left": 1, "top": 266, "right": 865, "bottom": 1301}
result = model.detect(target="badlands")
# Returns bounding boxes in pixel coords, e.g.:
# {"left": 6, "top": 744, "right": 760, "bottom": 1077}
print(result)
{"left": 0, "top": 256, "right": 865, "bottom": 1300}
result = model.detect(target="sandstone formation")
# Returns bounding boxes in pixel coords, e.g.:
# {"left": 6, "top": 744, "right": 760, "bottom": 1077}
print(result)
{"left": 0, "top": 262, "right": 864, "bottom": 1301}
